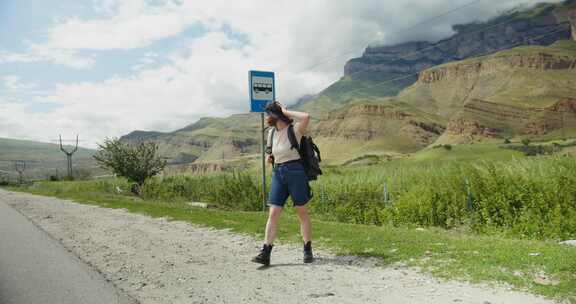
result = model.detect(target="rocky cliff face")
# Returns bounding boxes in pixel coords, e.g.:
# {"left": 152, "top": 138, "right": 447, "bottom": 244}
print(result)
{"left": 344, "top": 8, "right": 571, "bottom": 81}
{"left": 313, "top": 102, "right": 445, "bottom": 155}
{"left": 443, "top": 97, "right": 576, "bottom": 141}
{"left": 419, "top": 51, "right": 576, "bottom": 84}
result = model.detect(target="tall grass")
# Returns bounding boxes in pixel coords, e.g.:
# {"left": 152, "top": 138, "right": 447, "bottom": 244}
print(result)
{"left": 311, "top": 157, "right": 576, "bottom": 240}
{"left": 29, "top": 156, "right": 576, "bottom": 240}
{"left": 141, "top": 171, "right": 262, "bottom": 211}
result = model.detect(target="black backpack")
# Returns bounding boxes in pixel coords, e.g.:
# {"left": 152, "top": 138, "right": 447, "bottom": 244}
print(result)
{"left": 267, "top": 125, "right": 322, "bottom": 180}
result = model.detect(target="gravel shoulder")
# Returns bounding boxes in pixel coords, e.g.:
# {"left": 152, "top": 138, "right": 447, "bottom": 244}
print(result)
{"left": 0, "top": 189, "right": 555, "bottom": 304}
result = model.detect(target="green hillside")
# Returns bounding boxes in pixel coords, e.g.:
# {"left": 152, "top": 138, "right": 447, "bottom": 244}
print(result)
{"left": 0, "top": 137, "right": 95, "bottom": 161}
{"left": 0, "top": 137, "right": 98, "bottom": 180}
{"left": 312, "top": 97, "right": 446, "bottom": 164}
{"left": 298, "top": 73, "right": 417, "bottom": 119}
{"left": 121, "top": 113, "right": 262, "bottom": 165}
{"left": 398, "top": 40, "right": 576, "bottom": 144}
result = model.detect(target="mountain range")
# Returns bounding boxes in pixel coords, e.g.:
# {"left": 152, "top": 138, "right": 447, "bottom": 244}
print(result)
{"left": 121, "top": 1, "right": 576, "bottom": 166}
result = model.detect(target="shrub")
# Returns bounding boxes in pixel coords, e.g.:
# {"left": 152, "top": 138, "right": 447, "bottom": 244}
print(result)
{"left": 140, "top": 171, "right": 262, "bottom": 211}
{"left": 522, "top": 138, "right": 531, "bottom": 146}
{"left": 93, "top": 138, "right": 166, "bottom": 195}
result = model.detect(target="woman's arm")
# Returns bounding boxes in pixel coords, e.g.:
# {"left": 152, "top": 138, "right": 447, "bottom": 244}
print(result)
{"left": 280, "top": 104, "right": 310, "bottom": 135}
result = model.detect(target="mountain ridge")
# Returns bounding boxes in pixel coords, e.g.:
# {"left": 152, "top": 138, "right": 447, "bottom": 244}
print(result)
{"left": 120, "top": 1, "right": 576, "bottom": 166}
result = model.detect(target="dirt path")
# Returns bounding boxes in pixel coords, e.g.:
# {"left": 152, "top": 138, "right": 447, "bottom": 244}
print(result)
{"left": 0, "top": 189, "right": 554, "bottom": 304}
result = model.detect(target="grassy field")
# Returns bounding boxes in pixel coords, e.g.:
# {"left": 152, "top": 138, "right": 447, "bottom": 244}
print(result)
{"left": 5, "top": 179, "right": 576, "bottom": 302}
{"left": 404, "top": 143, "right": 525, "bottom": 163}
{"left": 5, "top": 153, "right": 576, "bottom": 301}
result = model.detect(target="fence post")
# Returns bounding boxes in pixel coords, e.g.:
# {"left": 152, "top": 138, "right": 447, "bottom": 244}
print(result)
{"left": 465, "top": 177, "right": 473, "bottom": 211}
{"left": 383, "top": 181, "right": 389, "bottom": 204}
{"left": 319, "top": 183, "right": 325, "bottom": 213}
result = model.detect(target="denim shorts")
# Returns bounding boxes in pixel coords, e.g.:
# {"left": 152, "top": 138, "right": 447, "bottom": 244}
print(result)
{"left": 268, "top": 160, "right": 312, "bottom": 207}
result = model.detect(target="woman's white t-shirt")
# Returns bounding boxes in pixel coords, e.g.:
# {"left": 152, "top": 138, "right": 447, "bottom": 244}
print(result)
{"left": 269, "top": 123, "right": 303, "bottom": 164}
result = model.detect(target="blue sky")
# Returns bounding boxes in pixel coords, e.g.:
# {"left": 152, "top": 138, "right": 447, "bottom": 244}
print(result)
{"left": 1, "top": 0, "right": 206, "bottom": 96}
{"left": 0, "top": 0, "right": 555, "bottom": 148}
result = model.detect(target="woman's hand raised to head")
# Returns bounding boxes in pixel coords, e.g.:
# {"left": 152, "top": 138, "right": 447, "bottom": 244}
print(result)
{"left": 278, "top": 103, "right": 310, "bottom": 135}
{"left": 279, "top": 103, "right": 288, "bottom": 115}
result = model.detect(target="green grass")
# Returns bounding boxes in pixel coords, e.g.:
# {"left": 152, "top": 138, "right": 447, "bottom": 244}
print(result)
{"left": 5, "top": 182, "right": 576, "bottom": 302}
{"left": 406, "top": 143, "right": 525, "bottom": 163}
{"left": 297, "top": 74, "right": 418, "bottom": 119}
{"left": 320, "top": 74, "right": 417, "bottom": 103}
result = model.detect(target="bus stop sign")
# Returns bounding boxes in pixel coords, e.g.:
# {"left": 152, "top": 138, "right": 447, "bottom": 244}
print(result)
{"left": 249, "top": 70, "right": 275, "bottom": 112}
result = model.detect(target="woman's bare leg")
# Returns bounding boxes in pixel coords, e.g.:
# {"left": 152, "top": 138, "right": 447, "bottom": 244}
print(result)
{"left": 264, "top": 206, "right": 283, "bottom": 245}
{"left": 295, "top": 205, "right": 312, "bottom": 243}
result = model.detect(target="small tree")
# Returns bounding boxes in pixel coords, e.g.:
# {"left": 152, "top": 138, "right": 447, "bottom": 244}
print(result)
{"left": 522, "top": 138, "right": 531, "bottom": 147}
{"left": 93, "top": 138, "right": 166, "bottom": 195}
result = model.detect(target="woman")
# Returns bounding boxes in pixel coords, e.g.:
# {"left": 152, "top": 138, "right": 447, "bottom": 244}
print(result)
{"left": 251, "top": 101, "right": 313, "bottom": 266}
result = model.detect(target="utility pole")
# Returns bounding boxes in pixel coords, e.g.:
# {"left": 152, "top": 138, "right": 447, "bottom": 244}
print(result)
{"left": 14, "top": 160, "right": 26, "bottom": 185}
{"left": 59, "top": 134, "right": 79, "bottom": 179}
{"left": 0, "top": 170, "right": 8, "bottom": 184}
{"left": 561, "top": 110, "right": 566, "bottom": 141}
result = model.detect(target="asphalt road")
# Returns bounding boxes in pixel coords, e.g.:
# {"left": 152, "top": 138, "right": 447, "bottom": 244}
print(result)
{"left": 0, "top": 199, "right": 137, "bottom": 304}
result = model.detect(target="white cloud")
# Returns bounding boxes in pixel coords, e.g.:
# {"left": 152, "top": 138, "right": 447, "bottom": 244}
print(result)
{"left": 0, "top": 45, "right": 95, "bottom": 70}
{"left": 2, "top": 76, "right": 36, "bottom": 92}
{"left": 28, "top": 44, "right": 96, "bottom": 69}
{"left": 46, "top": 0, "right": 198, "bottom": 50}
{"left": 0, "top": 52, "right": 38, "bottom": 64}
{"left": 0, "top": 100, "right": 102, "bottom": 148}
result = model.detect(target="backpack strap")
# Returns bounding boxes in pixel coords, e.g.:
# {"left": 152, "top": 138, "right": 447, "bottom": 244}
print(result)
{"left": 288, "top": 125, "right": 306, "bottom": 162}
{"left": 312, "top": 142, "right": 321, "bottom": 162}
{"left": 287, "top": 125, "right": 300, "bottom": 150}
{"left": 266, "top": 128, "right": 275, "bottom": 155}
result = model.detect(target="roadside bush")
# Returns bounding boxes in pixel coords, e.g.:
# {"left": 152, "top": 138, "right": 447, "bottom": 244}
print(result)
{"left": 141, "top": 171, "right": 262, "bottom": 211}
{"left": 93, "top": 138, "right": 166, "bottom": 195}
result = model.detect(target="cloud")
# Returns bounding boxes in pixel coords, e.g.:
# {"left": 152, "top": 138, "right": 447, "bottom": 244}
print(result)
{"left": 2, "top": 76, "right": 36, "bottom": 92}
{"left": 0, "top": 0, "right": 563, "bottom": 147}
{"left": 0, "top": 52, "right": 38, "bottom": 64}
{"left": 0, "top": 45, "right": 95, "bottom": 70}
{"left": 45, "top": 3, "right": 199, "bottom": 50}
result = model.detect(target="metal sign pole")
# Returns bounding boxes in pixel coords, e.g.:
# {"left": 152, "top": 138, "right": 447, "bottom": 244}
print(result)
{"left": 261, "top": 113, "right": 267, "bottom": 211}
{"left": 248, "top": 70, "right": 275, "bottom": 212}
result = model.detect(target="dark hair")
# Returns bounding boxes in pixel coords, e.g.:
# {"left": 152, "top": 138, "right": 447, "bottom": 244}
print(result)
{"left": 265, "top": 101, "right": 293, "bottom": 124}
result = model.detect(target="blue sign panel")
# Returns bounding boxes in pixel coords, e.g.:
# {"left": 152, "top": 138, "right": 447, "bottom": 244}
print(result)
{"left": 249, "top": 70, "right": 275, "bottom": 113}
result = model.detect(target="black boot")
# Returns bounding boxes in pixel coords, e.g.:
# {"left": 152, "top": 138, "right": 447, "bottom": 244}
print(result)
{"left": 251, "top": 244, "right": 273, "bottom": 266}
{"left": 303, "top": 241, "right": 314, "bottom": 263}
